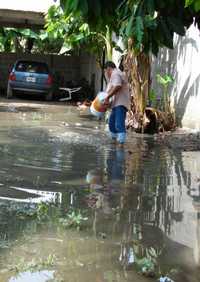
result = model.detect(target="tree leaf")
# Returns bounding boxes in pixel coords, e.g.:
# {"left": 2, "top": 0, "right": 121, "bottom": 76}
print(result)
{"left": 20, "top": 29, "right": 39, "bottom": 39}
{"left": 60, "top": 0, "right": 79, "bottom": 13}
{"left": 39, "top": 32, "right": 48, "bottom": 41}
{"left": 125, "top": 14, "right": 134, "bottom": 37}
{"left": 134, "top": 16, "right": 144, "bottom": 48}
{"left": 194, "top": 1, "right": 200, "bottom": 11}
{"left": 185, "top": 0, "right": 194, "bottom": 7}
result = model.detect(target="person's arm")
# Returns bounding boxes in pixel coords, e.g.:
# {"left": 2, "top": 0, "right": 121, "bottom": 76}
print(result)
{"left": 104, "top": 85, "right": 121, "bottom": 105}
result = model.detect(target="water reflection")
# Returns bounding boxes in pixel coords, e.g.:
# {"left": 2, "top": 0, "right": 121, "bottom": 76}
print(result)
{"left": 106, "top": 147, "right": 126, "bottom": 184}
{"left": 9, "top": 270, "right": 54, "bottom": 282}
{"left": 0, "top": 103, "right": 200, "bottom": 281}
{"left": 86, "top": 147, "right": 126, "bottom": 215}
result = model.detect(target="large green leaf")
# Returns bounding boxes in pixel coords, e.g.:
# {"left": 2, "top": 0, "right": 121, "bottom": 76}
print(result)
{"left": 39, "top": 32, "right": 48, "bottom": 41}
{"left": 125, "top": 14, "right": 134, "bottom": 37}
{"left": 194, "top": 1, "right": 200, "bottom": 11}
{"left": 185, "top": 0, "right": 194, "bottom": 7}
{"left": 60, "top": 0, "right": 79, "bottom": 13}
{"left": 134, "top": 16, "right": 144, "bottom": 48}
{"left": 19, "top": 29, "right": 39, "bottom": 39}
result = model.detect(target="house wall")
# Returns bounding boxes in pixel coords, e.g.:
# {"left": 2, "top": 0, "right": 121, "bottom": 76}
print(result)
{"left": 151, "top": 23, "right": 200, "bottom": 130}
{"left": 0, "top": 52, "right": 100, "bottom": 96}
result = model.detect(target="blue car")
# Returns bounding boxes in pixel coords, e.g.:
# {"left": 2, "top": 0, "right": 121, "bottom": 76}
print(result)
{"left": 7, "top": 60, "right": 54, "bottom": 100}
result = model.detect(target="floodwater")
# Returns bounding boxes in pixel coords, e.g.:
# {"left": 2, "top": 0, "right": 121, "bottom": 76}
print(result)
{"left": 0, "top": 98, "right": 199, "bottom": 282}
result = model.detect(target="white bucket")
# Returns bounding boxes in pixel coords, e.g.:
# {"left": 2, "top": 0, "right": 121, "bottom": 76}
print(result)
{"left": 90, "top": 92, "right": 109, "bottom": 118}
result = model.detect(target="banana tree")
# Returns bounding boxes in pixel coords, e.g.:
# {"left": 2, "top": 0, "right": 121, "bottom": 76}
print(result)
{"left": 117, "top": 0, "right": 200, "bottom": 131}
{"left": 53, "top": 0, "right": 200, "bottom": 132}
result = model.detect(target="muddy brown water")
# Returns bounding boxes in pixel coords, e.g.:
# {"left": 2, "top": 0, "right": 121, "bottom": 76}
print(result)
{"left": 0, "top": 98, "right": 199, "bottom": 282}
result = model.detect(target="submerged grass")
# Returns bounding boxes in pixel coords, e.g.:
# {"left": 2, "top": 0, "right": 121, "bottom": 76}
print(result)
{"left": 12, "top": 201, "right": 89, "bottom": 230}
{"left": 9, "top": 254, "right": 56, "bottom": 273}
{"left": 0, "top": 200, "right": 181, "bottom": 281}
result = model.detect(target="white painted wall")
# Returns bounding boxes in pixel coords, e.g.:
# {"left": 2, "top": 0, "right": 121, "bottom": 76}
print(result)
{"left": 151, "top": 23, "right": 200, "bottom": 130}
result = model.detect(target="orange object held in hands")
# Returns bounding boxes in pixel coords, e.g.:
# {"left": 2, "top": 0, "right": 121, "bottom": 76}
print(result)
{"left": 90, "top": 92, "right": 110, "bottom": 118}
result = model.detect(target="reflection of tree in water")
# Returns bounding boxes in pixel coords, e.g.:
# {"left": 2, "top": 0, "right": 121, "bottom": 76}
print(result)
{"left": 170, "top": 150, "right": 200, "bottom": 282}
{"left": 107, "top": 138, "right": 196, "bottom": 278}
{"left": 82, "top": 138, "right": 200, "bottom": 279}
{"left": 124, "top": 138, "right": 179, "bottom": 231}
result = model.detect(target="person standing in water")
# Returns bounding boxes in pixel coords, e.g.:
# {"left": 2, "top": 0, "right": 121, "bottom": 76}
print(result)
{"left": 103, "top": 61, "right": 130, "bottom": 147}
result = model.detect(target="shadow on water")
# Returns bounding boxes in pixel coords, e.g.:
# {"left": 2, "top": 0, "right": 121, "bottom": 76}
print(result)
{"left": 0, "top": 106, "right": 199, "bottom": 282}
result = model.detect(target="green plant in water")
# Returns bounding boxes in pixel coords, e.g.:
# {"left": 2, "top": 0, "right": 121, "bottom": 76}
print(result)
{"left": 36, "top": 202, "right": 50, "bottom": 221}
{"left": 133, "top": 246, "right": 163, "bottom": 276}
{"left": 59, "top": 210, "right": 88, "bottom": 230}
{"left": 36, "top": 203, "right": 88, "bottom": 228}
{"left": 136, "top": 257, "right": 155, "bottom": 273}
{"left": 16, "top": 206, "right": 37, "bottom": 219}
{"left": 11, "top": 254, "right": 56, "bottom": 274}
{"left": 36, "top": 202, "right": 61, "bottom": 223}
{"left": 11, "top": 201, "right": 89, "bottom": 231}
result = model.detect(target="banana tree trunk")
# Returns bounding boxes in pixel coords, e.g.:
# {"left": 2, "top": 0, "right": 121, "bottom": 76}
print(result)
{"left": 124, "top": 39, "right": 150, "bottom": 132}
{"left": 105, "top": 25, "right": 112, "bottom": 61}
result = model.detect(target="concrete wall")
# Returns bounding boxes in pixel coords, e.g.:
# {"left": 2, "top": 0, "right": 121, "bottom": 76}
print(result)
{"left": 151, "top": 23, "right": 200, "bottom": 130}
{"left": 79, "top": 54, "right": 102, "bottom": 94}
{"left": 0, "top": 52, "right": 100, "bottom": 96}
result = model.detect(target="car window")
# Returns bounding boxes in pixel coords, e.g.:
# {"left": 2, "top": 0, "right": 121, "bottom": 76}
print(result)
{"left": 15, "top": 61, "right": 49, "bottom": 74}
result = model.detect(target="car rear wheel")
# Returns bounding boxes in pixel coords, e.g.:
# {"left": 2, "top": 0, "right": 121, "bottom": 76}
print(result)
{"left": 45, "top": 90, "right": 53, "bottom": 101}
{"left": 7, "top": 84, "right": 14, "bottom": 99}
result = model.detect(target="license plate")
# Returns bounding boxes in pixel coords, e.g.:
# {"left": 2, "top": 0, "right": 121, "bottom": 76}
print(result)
{"left": 26, "top": 77, "right": 36, "bottom": 83}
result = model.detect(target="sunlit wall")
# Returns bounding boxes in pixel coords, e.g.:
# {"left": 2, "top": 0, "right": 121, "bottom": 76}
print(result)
{"left": 152, "top": 23, "right": 200, "bottom": 131}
